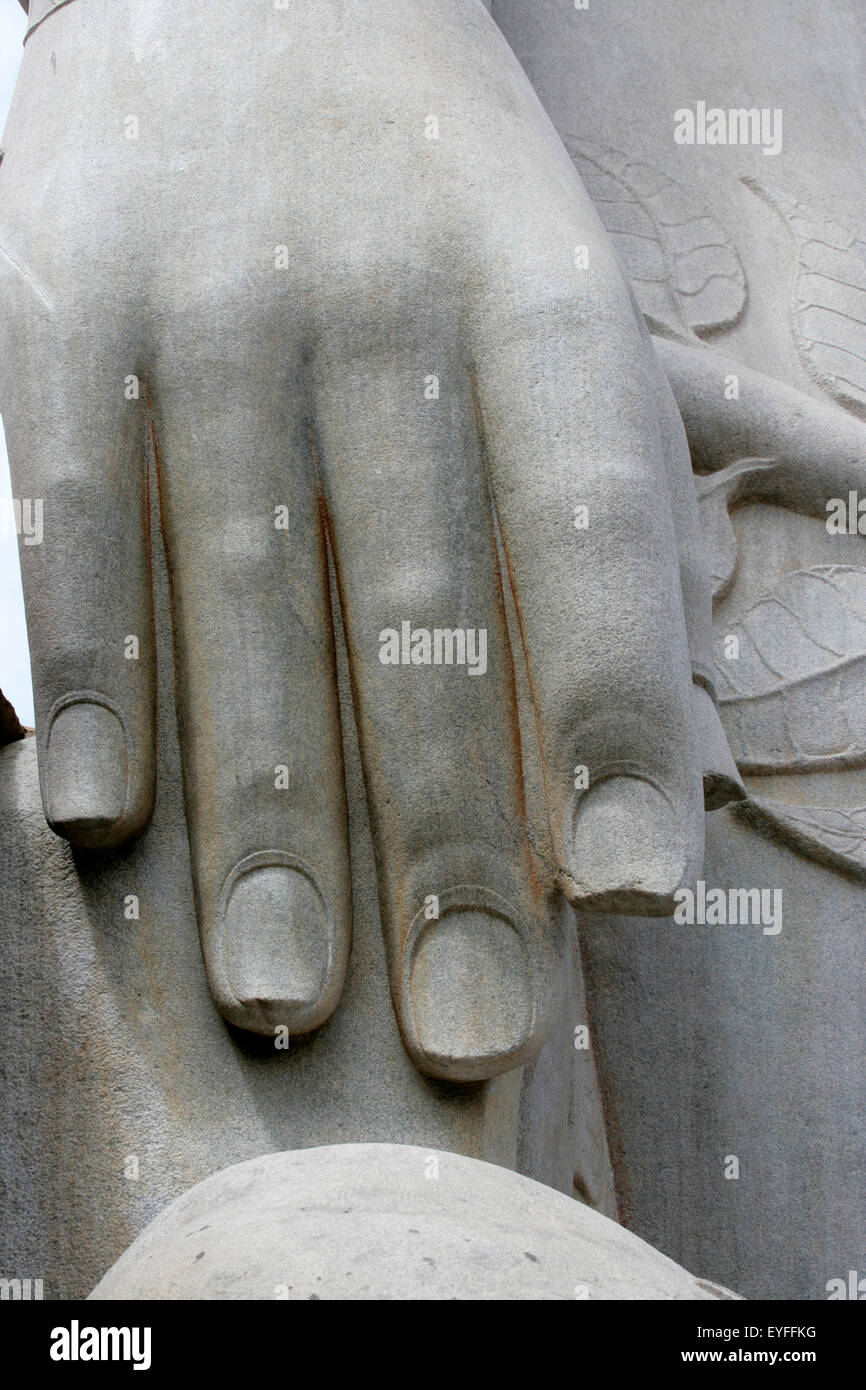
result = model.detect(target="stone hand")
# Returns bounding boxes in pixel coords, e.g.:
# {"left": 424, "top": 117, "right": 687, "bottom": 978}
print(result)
{"left": 0, "top": 0, "right": 736, "bottom": 1080}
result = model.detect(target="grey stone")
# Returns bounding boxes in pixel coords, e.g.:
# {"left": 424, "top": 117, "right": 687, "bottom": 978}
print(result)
{"left": 493, "top": 0, "right": 866, "bottom": 1302}
{"left": 1, "top": 0, "right": 863, "bottom": 1306}
{"left": 0, "top": 0, "right": 729, "bottom": 1085}
{"left": 88, "top": 1144, "right": 729, "bottom": 1301}
{"left": 0, "top": 680, "right": 616, "bottom": 1299}
{"left": 577, "top": 505, "right": 866, "bottom": 1302}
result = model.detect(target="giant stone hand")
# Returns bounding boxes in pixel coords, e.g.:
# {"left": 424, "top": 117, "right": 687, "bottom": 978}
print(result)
{"left": 0, "top": 0, "right": 738, "bottom": 1079}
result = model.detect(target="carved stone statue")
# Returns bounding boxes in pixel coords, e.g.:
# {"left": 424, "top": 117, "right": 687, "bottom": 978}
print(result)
{"left": 493, "top": 0, "right": 866, "bottom": 1301}
{"left": 0, "top": 0, "right": 862, "bottom": 1301}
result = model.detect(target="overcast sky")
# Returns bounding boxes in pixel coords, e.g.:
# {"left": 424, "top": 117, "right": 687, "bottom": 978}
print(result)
{"left": 1, "top": 2, "right": 34, "bottom": 724}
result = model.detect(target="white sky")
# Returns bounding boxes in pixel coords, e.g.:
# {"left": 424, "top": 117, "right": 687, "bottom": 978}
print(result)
{"left": 1, "top": 2, "right": 35, "bottom": 724}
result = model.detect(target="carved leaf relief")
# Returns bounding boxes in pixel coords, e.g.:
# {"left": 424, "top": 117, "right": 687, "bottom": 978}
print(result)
{"left": 744, "top": 177, "right": 866, "bottom": 419}
{"left": 716, "top": 565, "right": 866, "bottom": 772}
{"left": 567, "top": 142, "right": 747, "bottom": 342}
{"left": 736, "top": 797, "right": 866, "bottom": 883}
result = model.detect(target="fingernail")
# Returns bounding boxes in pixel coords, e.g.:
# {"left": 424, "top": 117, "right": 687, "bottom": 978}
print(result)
{"left": 408, "top": 908, "right": 533, "bottom": 1080}
{"left": 221, "top": 857, "right": 333, "bottom": 1034}
{"left": 564, "top": 774, "right": 694, "bottom": 915}
{"left": 44, "top": 698, "right": 128, "bottom": 845}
